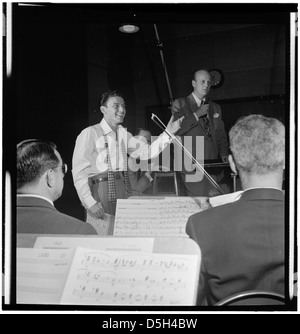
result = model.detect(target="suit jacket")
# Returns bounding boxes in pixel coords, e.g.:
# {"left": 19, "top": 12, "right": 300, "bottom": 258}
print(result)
{"left": 186, "top": 188, "right": 285, "bottom": 306}
{"left": 17, "top": 196, "right": 97, "bottom": 235}
{"left": 171, "top": 94, "right": 228, "bottom": 164}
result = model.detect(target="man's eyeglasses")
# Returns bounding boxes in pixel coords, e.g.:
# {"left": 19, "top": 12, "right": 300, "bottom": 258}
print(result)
{"left": 53, "top": 163, "right": 68, "bottom": 175}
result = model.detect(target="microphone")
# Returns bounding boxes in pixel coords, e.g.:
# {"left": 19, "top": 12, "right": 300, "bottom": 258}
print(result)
{"left": 202, "top": 97, "right": 209, "bottom": 107}
{"left": 198, "top": 97, "right": 208, "bottom": 118}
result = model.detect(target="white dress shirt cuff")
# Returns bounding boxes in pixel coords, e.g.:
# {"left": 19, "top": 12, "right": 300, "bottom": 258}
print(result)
{"left": 162, "top": 131, "right": 173, "bottom": 142}
{"left": 193, "top": 112, "right": 199, "bottom": 121}
{"left": 84, "top": 196, "right": 98, "bottom": 210}
{"left": 145, "top": 172, "right": 153, "bottom": 182}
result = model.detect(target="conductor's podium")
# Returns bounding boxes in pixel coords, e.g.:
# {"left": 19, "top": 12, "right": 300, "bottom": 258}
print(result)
{"left": 152, "top": 171, "right": 180, "bottom": 196}
{"left": 152, "top": 160, "right": 237, "bottom": 196}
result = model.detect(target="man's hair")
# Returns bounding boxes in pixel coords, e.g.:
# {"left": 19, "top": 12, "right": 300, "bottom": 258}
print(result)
{"left": 229, "top": 114, "right": 285, "bottom": 175}
{"left": 134, "top": 128, "right": 151, "bottom": 136}
{"left": 100, "top": 90, "right": 124, "bottom": 107}
{"left": 17, "top": 139, "right": 60, "bottom": 189}
{"left": 193, "top": 68, "right": 210, "bottom": 81}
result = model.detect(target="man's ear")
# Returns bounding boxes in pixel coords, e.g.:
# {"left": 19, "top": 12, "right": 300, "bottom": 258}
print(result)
{"left": 228, "top": 154, "right": 238, "bottom": 174}
{"left": 100, "top": 105, "right": 106, "bottom": 115}
{"left": 192, "top": 80, "right": 196, "bottom": 89}
{"left": 46, "top": 170, "right": 55, "bottom": 188}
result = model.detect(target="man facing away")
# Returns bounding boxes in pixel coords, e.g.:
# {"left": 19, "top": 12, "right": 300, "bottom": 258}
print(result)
{"left": 186, "top": 114, "right": 285, "bottom": 306}
{"left": 17, "top": 139, "right": 97, "bottom": 235}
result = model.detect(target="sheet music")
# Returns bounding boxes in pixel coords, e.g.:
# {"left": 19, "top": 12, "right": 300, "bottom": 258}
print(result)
{"left": 34, "top": 236, "right": 155, "bottom": 253}
{"left": 86, "top": 213, "right": 115, "bottom": 235}
{"left": 209, "top": 190, "right": 244, "bottom": 207}
{"left": 60, "top": 247, "right": 199, "bottom": 305}
{"left": 114, "top": 197, "right": 210, "bottom": 237}
{"left": 17, "top": 247, "right": 74, "bottom": 304}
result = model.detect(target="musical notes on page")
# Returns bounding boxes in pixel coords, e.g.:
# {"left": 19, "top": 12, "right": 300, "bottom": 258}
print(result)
{"left": 60, "top": 247, "right": 199, "bottom": 305}
{"left": 114, "top": 197, "right": 210, "bottom": 237}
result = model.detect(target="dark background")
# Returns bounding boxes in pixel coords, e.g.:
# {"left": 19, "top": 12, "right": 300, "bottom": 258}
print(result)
{"left": 4, "top": 3, "right": 294, "bottom": 221}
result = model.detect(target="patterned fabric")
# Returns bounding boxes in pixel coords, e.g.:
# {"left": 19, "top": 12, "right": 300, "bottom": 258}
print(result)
{"left": 120, "top": 139, "right": 132, "bottom": 196}
{"left": 202, "top": 116, "right": 211, "bottom": 137}
{"left": 201, "top": 100, "right": 211, "bottom": 137}
{"left": 103, "top": 138, "right": 117, "bottom": 206}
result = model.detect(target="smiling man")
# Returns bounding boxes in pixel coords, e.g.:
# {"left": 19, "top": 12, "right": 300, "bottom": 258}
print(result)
{"left": 72, "top": 90, "right": 183, "bottom": 219}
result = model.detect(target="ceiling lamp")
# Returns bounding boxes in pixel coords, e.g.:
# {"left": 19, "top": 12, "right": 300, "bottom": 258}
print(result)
{"left": 119, "top": 24, "right": 139, "bottom": 33}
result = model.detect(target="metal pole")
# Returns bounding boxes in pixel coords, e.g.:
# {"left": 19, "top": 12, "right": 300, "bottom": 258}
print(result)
{"left": 231, "top": 172, "right": 237, "bottom": 192}
{"left": 153, "top": 24, "right": 174, "bottom": 106}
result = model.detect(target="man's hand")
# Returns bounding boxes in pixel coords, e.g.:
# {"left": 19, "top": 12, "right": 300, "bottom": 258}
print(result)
{"left": 171, "top": 99, "right": 185, "bottom": 115}
{"left": 195, "top": 104, "right": 209, "bottom": 118}
{"left": 221, "top": 155, "right": 229, "bottom": 163}
{"left": 166, "top": 115, "right": 185, "bottom": 135}
{"left": 88, "top": 202, "right": 105, "bottom": 220}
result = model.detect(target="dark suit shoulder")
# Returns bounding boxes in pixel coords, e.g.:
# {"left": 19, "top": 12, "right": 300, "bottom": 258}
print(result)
{"left": 189, "top": 200, "right": 237, "bottom": 222}
{"left": 52, "top": 210, "right": 97, "bottom": 235}
{"left": 17, "top": 203, "right": 97, "bottom": 235}
{"left": 186, "top": 201, "right": 239, "bottom": 238}
{"left": 208, "top": 100, "right": 220, "bottom": 107}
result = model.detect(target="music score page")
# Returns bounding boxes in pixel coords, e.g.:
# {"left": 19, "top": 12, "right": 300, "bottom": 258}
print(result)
{"left": 114, "top": 197, "right": 210, "bottom": 237}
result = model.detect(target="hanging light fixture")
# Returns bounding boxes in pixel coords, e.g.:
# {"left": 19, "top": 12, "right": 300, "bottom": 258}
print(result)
{"left": 119, "top": 12, "right": 139, "bottom": 33}
{"left": 119, "top": 24, "right": 139, "bottom": 34}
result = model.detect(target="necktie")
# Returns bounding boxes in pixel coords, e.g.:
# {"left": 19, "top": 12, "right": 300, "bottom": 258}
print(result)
{"left": 200, "top": 101, "right": 211, "bottom": 137}
{"left": 103, "top": 136, "right": 117, "bottom": 206}
{"left": 203, "top": 115, "right": 211, "bottom": 136}
{"left": 120, "top": 139, "right": 132, "bottom": 195}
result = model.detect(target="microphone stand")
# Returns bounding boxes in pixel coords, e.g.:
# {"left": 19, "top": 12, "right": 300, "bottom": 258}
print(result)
{"left": 153, "top": 24, "right": 173, "bottom": 107}
{"left": 151, "top": 113, "right": 225, "bottom": 195}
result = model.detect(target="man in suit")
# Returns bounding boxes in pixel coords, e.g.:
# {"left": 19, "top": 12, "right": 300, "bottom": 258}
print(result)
{"left": 17, "top": 139, "right": 97, "bottom": 234}
{"left": 171, "top": 69, "right": 229, "bottom": 196}
{"left": 186, "top": 114, "right": 285, "bottom": 306}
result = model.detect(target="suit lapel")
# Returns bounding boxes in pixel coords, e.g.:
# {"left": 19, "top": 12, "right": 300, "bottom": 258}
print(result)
{"left": 187, "top": 94, "right": 199, "bottom": 113}
{"left": 188, "top": 94, "right": 210, "bottom": 134}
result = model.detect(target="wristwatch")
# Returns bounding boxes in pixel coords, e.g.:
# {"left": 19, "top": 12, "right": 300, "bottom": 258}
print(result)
{"left": 209, "top": 69, "right": 224, "bottom": 89}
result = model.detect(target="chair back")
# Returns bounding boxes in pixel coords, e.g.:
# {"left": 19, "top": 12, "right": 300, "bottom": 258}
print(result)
{"left": 215, "top": 290, "right": 285, "bottom": 306}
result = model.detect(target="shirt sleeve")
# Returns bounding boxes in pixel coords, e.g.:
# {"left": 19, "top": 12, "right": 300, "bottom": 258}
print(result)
{"left": 144, "top": 171, "right": 153, "bottom": 182}
{"left": 193, "top": 112, "right": 199, "bottom": 121}
{"left": 127, "top": 131, "right": 172, "bottom": 161}
{"left": 72, "top": 127, "right": 97, "bottom": 210}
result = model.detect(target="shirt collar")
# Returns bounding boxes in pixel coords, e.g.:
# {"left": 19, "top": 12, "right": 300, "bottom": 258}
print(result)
{"left": 17, "top": 194, "right": 54, "bottom": 206}
{"left": 244, "top": 186, "right": 283, "bottom": 192}
{"left": 100, "top": 118, "right": 124, "bottom": 136}
{"left": 192, "top": 92, "right": 203, "bottom": 107}
{"left": 241, "top": 187, "right": 284, "bottom": 201}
